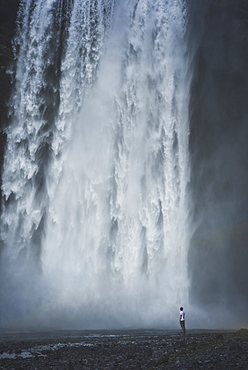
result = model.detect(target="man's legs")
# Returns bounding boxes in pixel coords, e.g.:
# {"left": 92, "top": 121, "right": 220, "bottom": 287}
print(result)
{"left": 180, "top": 320, "right": 186, "bottom": 335}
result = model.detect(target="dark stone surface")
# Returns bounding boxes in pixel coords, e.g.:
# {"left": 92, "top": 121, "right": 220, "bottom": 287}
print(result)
{"left": 0, "top": 0, "right": 19, "bottom": 126}
{"left": 0, "top": 0, "right": 19, "bottom": 206}
{"left": 0, "top": 329, "right": 247, "bottom": 369}
{"left": 188, "top": 0, "right": 248, "bottom": 318}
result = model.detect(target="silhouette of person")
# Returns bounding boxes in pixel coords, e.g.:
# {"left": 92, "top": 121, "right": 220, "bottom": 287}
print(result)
{"left": 179, "top": 307, "right": 186, "bottom": 334}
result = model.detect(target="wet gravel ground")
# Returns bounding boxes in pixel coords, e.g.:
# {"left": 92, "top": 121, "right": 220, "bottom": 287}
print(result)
{"left": 0, "top": 328, "right": 247, "bottom": 369}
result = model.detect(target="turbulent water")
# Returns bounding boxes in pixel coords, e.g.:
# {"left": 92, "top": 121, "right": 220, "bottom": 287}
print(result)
{"left": 0, "top": 0, "right": 194, "bottom": 329}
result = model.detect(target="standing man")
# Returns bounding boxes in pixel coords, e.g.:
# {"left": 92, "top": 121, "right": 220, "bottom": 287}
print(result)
{"left": 179, "top": 307, "right": 186, "bottom": 335}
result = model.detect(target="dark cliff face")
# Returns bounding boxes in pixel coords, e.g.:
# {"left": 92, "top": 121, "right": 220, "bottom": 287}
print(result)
{"left": 189, "top": 0, "right": 248, "bottom": 321}
{"left": 0, "top": 0, "right": 19, "bottom": 124}
{"left": 0, "top": 0, "right": 19, "bottom": 193}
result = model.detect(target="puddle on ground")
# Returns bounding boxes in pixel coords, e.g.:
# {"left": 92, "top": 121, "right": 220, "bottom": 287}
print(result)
{"left": 0, "top": 341, "right": 94, "bottom": 359}
{"left": 0, "top": 351, "right": 44, "bottom": 359}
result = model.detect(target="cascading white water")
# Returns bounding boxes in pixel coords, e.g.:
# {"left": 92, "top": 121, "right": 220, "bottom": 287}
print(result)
{"left": 0, "top": 0, "right": 193, "bottom": 329}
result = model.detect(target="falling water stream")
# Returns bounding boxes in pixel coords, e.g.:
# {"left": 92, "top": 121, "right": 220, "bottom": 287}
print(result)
{"left": 0, "top": 0, "right": 193, "bottom": 329}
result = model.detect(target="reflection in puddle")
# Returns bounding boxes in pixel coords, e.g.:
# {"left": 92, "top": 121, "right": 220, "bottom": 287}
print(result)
{"left": 0, "top": 341, "right": 94, "bottom": 359}
{"left": 0, "top": 351, "right": 43, "bottom": 359}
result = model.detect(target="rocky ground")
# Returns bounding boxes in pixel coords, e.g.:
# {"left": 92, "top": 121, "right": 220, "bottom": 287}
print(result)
{"left": 0, "top": 328, "right": 247, "bottom": 369}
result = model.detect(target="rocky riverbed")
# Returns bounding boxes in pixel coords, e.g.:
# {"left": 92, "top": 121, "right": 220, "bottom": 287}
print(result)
{"left": 0, "top": 328, "right": 247, "bottom": 369}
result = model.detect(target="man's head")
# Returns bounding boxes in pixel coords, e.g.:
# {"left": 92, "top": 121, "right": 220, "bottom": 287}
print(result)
{"left": 180, "top": 307, "right": 183, "bottom": 311}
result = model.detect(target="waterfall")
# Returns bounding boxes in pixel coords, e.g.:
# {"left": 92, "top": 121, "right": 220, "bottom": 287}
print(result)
{"left": 0, "top": 0, "right": 193, "bottom": 329}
